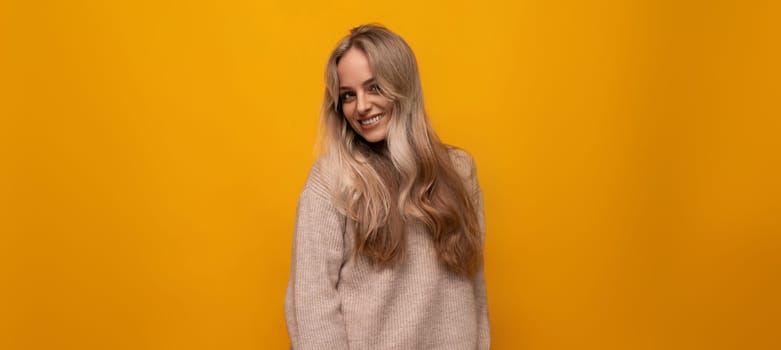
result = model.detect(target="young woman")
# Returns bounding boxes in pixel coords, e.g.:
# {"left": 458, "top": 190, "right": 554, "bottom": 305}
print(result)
{"left": 284, "top": 24, "right": 490, "bottom": 350}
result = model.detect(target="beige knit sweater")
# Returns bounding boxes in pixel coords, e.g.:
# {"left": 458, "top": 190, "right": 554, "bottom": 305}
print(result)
{"left": 284, "top": 148, "right": 490, "bottom": 350}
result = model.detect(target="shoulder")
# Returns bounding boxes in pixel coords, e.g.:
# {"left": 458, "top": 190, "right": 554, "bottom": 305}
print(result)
{"left": 445, "top": 145, "right": 478, "bottom": 183}
{"left": 302, "top": 155, "right": 337, "bottom": 200}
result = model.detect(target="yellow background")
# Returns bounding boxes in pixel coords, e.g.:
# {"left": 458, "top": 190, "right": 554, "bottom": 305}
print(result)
{"left": 2, "top": 0, "right": 779, "bottom": 349}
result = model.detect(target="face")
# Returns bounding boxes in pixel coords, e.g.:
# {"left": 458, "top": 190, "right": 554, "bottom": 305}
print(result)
{"left": 337, "top": 47, "right": 393, "bottom": 143}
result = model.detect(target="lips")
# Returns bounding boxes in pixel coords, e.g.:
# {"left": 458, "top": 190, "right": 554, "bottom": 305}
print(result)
{"left": 359, "top": 113, "right": 385, "bottom": 126}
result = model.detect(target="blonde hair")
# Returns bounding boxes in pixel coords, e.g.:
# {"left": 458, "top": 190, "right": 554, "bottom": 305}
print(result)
{"left": 318, "top": 24, "right": 482, "bottom": 277}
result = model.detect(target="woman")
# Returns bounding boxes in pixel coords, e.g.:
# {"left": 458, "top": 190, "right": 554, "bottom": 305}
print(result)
{"left": 284, "top": 24, "right": 490, "bottom": 350}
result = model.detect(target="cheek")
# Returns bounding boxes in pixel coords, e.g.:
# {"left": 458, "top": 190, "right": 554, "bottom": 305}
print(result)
{"left": 341, "top": 104, "right": 355, "bottom": 118}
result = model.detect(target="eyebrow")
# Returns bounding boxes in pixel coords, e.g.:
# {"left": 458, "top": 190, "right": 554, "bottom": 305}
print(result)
{"left": 339, "top": 77, "right": 375, "bottom": 91}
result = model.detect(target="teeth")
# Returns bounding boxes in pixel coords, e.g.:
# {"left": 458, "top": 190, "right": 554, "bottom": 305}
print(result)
{"left": 360, "top": 114, "right": 383, "bottom": 125}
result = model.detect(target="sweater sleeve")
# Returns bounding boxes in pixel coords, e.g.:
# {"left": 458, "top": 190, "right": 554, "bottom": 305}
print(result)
{"left": 284, "top": 163, "right": 349, "bottom": 350}
{"left": 470, "top": 156, "right": 492, "bottom": 350}
{"left": 474, "top": 181, "right": 491, "bottom": 349}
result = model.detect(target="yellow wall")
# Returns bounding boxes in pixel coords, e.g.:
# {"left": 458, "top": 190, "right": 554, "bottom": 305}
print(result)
{"left": 2, "top": 1, "right": 779, "bottom": 349}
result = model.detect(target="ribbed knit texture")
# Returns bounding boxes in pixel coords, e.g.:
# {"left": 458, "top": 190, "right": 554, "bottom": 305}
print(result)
{"left": 284, "top": 148, "right": 490, "bottom": 350}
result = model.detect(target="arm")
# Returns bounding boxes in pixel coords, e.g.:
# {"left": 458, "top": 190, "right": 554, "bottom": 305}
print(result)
{"left": 284, "top": 167, "right": 349, "bottom": 350}
{"left": 471, "top": 157, "right": 491, "bottom": 349}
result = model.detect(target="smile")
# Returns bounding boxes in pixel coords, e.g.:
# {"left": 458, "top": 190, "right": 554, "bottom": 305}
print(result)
{"left": 359, "top": 113, "right": 384, "bottom": 126}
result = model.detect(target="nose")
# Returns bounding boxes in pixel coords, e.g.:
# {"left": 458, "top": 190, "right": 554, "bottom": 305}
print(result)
{"left": 356, "top": 92, "right": 372, "bottom": 115}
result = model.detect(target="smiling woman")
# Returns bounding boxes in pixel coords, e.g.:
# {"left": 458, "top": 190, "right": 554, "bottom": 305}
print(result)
{"left": 336, "top": 49, "right": 394, "bottom": 143}
{"left": 283, "top": 24, "right": 490, "bottom": 349}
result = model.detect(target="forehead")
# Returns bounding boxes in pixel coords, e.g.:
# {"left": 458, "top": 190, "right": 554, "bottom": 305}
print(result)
{"left": 337, "top": 47, "right": 373, "bottom": 87}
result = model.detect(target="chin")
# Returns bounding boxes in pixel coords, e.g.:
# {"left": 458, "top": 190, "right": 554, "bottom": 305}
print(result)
{"left": 362, "top": 130, "right": 388, "bottom": 144}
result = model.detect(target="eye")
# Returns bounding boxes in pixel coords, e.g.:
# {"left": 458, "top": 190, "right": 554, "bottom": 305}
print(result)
{"left": 340, "top": 91, "right": 355, "bottom": 102}
{"left": 370, "top": 84, "right": 381, "bottom": 93}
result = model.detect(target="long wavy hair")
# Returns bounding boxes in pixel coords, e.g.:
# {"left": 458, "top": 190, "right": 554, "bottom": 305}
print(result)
{"left": 317, "top": 24, "right": 482, "bottom": 278}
